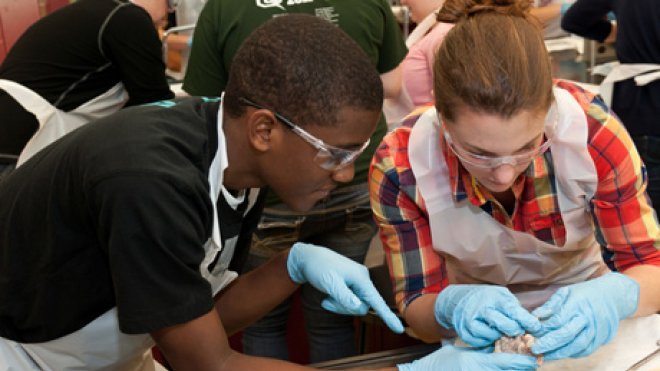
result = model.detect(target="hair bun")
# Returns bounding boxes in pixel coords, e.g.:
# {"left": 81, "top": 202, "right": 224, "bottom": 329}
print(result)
{"left": 437, "top": 0, "right": 532, "bottom": 24}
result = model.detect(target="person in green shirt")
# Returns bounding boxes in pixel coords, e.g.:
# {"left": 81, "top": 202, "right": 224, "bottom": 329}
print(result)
{"left": 183, "top": 0, "right": 407, "bottom": 362}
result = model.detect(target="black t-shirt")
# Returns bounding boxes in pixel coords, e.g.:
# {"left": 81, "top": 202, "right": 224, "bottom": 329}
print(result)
{"left": 0, "top": 97, "right": 264, "bottom": 343}
{"left": 0, "top": 0, "right": 174, "bottom": 155}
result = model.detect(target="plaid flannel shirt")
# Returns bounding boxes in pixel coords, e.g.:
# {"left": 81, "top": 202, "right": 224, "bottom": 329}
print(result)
{"left": 369, "top": 80, "right": 660, "bottom": 313}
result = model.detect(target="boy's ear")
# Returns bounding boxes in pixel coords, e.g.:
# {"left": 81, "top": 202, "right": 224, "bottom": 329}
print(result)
{"left": 246, "top": 109, "right": 279, "bottom": 153}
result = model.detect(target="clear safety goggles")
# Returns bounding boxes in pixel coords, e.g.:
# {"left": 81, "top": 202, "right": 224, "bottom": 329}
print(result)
{"left": 441, "top": 103, "right": 558, "bottom": 169}
{"left": 239, "top": 97, "right": 370, "bottom": 171}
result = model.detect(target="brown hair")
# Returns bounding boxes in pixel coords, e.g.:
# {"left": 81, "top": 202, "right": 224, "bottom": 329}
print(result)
{"left": 433, "top": 0, "right": 553, "bottom": 122}
{"left": 437, "top": 0, "right": 533, "bottom": 23}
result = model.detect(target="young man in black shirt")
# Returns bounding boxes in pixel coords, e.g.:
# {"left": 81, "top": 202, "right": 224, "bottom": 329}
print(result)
{"left": 0, "top": 0, "right": 174, "bottom": 172}
{"left": 0, "top": 14, "right": 406, "bottom": 370}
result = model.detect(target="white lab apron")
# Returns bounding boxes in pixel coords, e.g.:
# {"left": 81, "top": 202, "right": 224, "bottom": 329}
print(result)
{"left": 0, "top": 79, "right": 128, "bottom": 166}
{"left": 592, "top": 62, "right": 660, "bottom": 107}
{"left": 408, "top": 87, "right": 610, "bottom": 310}
{"left": 0, "top": 99, "right": 247, "bottom": 370}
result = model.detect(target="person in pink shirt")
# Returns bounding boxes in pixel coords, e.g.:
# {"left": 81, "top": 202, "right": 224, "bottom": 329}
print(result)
{"left": 401, "top": 21, "right": 454, "bottom": 108}
{"left": 385, "top": 0, "right": 447, "bottom": 126}
{"left": 386, "top": 0, "right": 484, "bottom": 126}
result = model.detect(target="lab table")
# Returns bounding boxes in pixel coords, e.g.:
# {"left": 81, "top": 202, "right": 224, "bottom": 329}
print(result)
{"left": 311, "top": 343, "right": 438, "bottom": 369}
{"left": 312, "top": 315, "right": 660, "bottom": 370}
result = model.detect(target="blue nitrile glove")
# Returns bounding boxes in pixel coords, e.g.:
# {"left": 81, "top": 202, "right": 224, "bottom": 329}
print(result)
{"left": 434, "top": 285, "right": 542, "bottom": 347}
{"left": 531, "top": 272, "right": 639, "bottom": 360}
{"left": 287, "top": 242, "right": 404, "bottom": 334}
{"left": 398, "top": 345, "right": 539, "bottom": 371}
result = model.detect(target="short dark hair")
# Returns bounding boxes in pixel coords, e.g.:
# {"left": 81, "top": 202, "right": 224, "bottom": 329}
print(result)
{"left": 223, "top": 14, "right": 383, "bottom": 127}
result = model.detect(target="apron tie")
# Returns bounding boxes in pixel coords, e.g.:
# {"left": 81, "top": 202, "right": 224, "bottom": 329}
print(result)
{"left": 593, "top": 62, "right": 660, "bottom": 106}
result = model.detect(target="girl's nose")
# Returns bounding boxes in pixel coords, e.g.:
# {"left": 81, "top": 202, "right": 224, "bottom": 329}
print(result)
{"left": 491, "top": 163, "right": 516, "bottom": 185}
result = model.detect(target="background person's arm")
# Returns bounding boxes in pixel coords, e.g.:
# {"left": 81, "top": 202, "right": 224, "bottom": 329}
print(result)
{"left": 561, "top": 0, "right": 614, "bottom": 42}
{"left": 530, "top": 4, "right": 562, "bottom": 28}
{"left": 381, "top": 65, "right": 403, "bottom": 99}
{"left": 604, "top": 21, "right": 617, "bottom": 43}
{"left": 103, "top": 4, "right": 174, "bottom": 104}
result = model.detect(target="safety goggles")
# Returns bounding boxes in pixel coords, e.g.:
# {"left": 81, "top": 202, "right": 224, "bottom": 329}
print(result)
{"left": 239, "top": 97, "right": 370, "bottom": 171}
{"left": 441, "top": 103, "right": 557, "bottom": 169}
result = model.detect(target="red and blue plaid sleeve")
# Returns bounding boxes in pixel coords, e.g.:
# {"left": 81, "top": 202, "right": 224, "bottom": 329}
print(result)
{"left": 559, "top": 81, "right": 660, "bottom": 272}
{"left": 369, "top": 127, "right": 448, "bottom": 314}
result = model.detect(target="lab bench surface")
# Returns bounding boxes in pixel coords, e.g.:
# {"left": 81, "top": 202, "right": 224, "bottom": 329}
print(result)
{"left": 310, "top": 343, "right": 439, "bottom": 370}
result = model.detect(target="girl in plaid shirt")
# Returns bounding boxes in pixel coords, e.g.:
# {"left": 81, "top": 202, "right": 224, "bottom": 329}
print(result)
{"left": 370, "top": 0, "right": 660, "bottom": 366}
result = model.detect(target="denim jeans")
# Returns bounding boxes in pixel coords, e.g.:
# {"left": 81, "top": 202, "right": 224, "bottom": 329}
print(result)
{"left": 633, "top": 135, "right": 660, "bottom": 209}
{"left": 242, "top": 183, "right": 377, "bottom": 363}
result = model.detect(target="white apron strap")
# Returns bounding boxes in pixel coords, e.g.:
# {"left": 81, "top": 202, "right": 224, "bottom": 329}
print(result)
{"left": 72, "top": 82, "right": 128, "bottom": 122}
{"left": 13, "top": 82, "right": 127, "bottom": 166}
{"left": 200, "top": 96, "right": 248, "bottom": 296}
{"left": 405, "top": 9, "right": 440, "bottom": 47}
{"left": 593, "top": 62, "right": 660, "bottom": 106}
